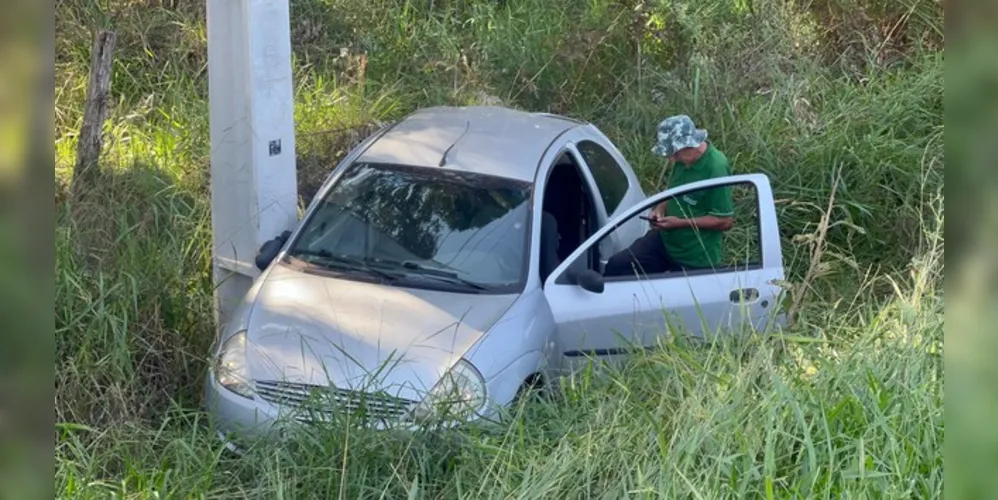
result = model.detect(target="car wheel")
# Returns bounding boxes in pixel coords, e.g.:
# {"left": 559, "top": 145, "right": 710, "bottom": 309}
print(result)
{"left": 513, "top": 374, "right": 547, "bottom": 405}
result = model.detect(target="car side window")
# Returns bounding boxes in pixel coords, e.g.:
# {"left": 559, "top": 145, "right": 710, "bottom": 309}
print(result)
{"left": 576, "top": 140, "right": 630, "bottom": 214}
{"left": 558, "top": 180, "right": 762, "bottom": 283}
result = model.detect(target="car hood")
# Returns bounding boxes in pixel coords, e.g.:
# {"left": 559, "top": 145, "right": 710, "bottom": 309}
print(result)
{"left": 243, "top": 263, "right": 518, "bottom": 401}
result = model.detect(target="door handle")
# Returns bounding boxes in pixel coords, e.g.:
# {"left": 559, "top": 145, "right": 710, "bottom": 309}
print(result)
{"left": 729, "top": 288, "right": 759, "bottom": 303}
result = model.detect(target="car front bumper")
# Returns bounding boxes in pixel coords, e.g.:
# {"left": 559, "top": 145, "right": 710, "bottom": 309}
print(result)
{"left": 203, "top": 371, "right": 505, "bottom": 453}
{"left": 203, "top": 371, "right": 286, "bottom": 451}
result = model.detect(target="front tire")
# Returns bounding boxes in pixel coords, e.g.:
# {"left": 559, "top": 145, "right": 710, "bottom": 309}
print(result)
{"left": 513, "top": 373, "right": 549, "bottom": 405}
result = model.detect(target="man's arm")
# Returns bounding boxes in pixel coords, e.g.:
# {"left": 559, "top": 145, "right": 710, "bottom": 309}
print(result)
{"left": 656, "top": 214, "right": 732, "bottom": 231}
{"left": 702, "top": 181, "right": 734, "bottom": 230}
{"left": 654, "top": 184, "right": 734, "bottom": 230}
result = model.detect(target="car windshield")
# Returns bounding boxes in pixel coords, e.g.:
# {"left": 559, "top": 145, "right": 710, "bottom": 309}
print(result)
{"left": 285, "top": 162, "right": 532, "bottom": 293}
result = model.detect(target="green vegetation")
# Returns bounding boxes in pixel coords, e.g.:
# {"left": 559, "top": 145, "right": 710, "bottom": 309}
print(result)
{"left": 55, "top": 0, "right": 943, "bottom": 496}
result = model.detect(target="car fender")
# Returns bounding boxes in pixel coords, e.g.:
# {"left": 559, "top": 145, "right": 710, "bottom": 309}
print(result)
{"left": 462, "top": 288, "right": 557, "bottom": 389}
{"left": 212, "top": 266, "right": 275, "bottom": 350}
{"left": 483, "top": 350, "right": 548, "bottom": 409}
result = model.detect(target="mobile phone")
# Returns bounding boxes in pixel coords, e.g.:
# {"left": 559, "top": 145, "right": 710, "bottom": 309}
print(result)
{"left": 638, "top": 215, "right": 655, "bottom": 222}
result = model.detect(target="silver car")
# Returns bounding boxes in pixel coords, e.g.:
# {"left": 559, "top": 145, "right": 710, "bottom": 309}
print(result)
{"left": 205, "top": 106, "right": 786, "bottom": 446}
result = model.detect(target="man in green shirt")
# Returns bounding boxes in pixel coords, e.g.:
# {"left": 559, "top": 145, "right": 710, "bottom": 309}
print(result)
{"left": 604, "top": 115, "right": 734, "bottom": 277}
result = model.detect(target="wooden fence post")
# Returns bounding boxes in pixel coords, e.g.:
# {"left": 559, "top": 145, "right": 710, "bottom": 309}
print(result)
{"left": 71, "top": 30, "right": 116, "bottom": 199}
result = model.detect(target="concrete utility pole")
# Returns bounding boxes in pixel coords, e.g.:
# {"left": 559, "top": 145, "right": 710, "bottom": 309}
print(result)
{"left": 206, "top": 0, "right": 299, "bottom": 332}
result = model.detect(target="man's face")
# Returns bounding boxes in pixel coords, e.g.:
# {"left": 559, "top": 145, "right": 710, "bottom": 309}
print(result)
{"left": 670, "top": 147, "right": 699, "bottom": 165}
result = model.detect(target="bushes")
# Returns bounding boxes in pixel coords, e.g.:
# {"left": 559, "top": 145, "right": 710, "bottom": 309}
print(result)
{"left": 56, "top": 163, "right": 213, "bottom": 426}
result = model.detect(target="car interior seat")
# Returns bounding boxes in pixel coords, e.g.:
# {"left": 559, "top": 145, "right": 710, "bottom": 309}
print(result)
{"left": 540, "top": 210, "right": 561, "bottom": 282}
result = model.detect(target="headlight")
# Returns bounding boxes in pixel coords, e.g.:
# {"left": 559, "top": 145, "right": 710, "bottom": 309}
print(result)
{"left": 410, "top": 359, "right": 486, "bottom": 424}
{"left": 214, "top": 331, "right": 254, "bottom": 399}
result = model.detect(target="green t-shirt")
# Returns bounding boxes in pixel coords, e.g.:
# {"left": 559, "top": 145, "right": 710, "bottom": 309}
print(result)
{"left": 659, "top": 144, "right": 734, "bottom": 269}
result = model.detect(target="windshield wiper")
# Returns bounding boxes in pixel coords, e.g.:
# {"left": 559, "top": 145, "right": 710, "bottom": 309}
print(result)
{"left": 288, "top": 250, "right": 403, "bottom": 281}
{"left": 391, "top": 261, "right": 489, "bottom": 291}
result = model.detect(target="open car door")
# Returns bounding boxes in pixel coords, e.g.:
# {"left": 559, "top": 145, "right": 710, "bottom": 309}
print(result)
{"left": 541, "top": 173, "right": 786, "bottom": 372}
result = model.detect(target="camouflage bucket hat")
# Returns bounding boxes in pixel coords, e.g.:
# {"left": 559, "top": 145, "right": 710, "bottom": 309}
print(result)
{"left": 651, "top": 115, "right": 708, "bottom": 157}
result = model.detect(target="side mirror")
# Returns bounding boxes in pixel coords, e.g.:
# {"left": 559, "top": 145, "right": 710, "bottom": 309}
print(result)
{"left": 255, "top": 230, "right": 292, "bottom": 271}
{"left": 575, "top": 269, "right": 605, "bottom": 294}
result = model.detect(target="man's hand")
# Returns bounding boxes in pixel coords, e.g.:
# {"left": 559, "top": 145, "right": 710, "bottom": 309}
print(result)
{"left": 651, "top": 201, "right": 667, "bottom": 219}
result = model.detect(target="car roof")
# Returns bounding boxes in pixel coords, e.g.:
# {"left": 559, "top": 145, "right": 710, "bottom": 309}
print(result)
{"left": 355, "top": 106, "right": 585, "bottom": 183}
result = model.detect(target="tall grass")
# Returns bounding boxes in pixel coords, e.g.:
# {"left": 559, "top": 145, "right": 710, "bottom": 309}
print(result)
{"left": 55, "top": 0, "right": 943, "bottom": 496}
{"left": 56, "top": 222, "right": 943, "bottom": 497}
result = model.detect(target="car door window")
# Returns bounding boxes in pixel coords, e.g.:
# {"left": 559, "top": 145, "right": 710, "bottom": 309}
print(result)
{"left": 576, "top": 140, "right": 631, "bottom": 215}
{"left": 556, "top": 179, "right": 762, "bottom": 283}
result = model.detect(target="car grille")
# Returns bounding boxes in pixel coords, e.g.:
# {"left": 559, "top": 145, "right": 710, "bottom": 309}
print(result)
{"left": 254, "top": 380, "right": 416, "bottom": 424}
